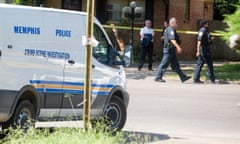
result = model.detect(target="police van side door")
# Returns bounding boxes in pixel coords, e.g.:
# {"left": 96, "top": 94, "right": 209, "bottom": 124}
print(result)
{"left": 37, "top": 12, "right": 66, "bottom": 118}
{"left": 60, "top": 14, "right": 85, "bottom": 118}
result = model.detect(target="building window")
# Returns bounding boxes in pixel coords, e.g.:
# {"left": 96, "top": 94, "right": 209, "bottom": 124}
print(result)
{"left": 107, "top": 0, "right": 123, "bottom": 21}
{"left": 184, "top": 0, "right": 190, "bottom": 21}
{"left": 62, "top": 0, "right": 82, "bottom": 11}
{"left": 107, "top": 0, "right": 145, "bottom": 22}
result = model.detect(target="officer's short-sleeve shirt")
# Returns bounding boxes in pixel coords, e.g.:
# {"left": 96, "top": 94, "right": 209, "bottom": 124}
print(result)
{"left": 164, "top": 26, "right": 181, "bottom": 47}
{"left": 140, "top": 26, "right": 154, "bottom": 46}
{"left": 198, "top": 27, "right": 205, "bottom": 41}
{"left": 166, "top": 26, "right": 175, "bottom": 41}
{"left": 197, "top": 27, "right": 209, "bottom": 46}
{"left": 140, "top": 26, "right": 154, "bottom": 36}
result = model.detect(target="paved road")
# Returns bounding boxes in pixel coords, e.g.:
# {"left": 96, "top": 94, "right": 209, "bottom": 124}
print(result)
{"left": 123, "top": 69, "right": 240, "bottom": 144}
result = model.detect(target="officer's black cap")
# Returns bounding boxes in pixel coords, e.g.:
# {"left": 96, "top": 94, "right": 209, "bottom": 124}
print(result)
{"left": 200, "top": 20, "right": 209, "bottom": 27}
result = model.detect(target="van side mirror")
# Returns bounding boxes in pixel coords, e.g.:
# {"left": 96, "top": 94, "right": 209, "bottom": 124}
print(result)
{"left": 109, "top": 45, "right": 132, "bottom": 67}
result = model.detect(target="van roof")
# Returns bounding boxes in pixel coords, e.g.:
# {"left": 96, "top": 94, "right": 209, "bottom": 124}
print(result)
{"left": 0, "top": 3, "right": 87, "bottom": 16}
{"left": 0, "top": 3, "right": 102, "bottom": 25}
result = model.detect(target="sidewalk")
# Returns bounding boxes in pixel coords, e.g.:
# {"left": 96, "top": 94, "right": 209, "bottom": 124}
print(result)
{"left": 125, "top": 61, "right": 234, "bottom": 71}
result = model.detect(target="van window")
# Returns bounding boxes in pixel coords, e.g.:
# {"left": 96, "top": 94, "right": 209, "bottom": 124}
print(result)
{"left": 93, "top": 24, "right": 110, "bottom": 65}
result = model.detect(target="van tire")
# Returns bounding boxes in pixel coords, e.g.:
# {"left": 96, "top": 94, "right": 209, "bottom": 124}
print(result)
{"left": 11, "top": 100, "right": 35, "bottom": 128}
{"left": 104, "top": 96, "right": 126, "bottom": 130}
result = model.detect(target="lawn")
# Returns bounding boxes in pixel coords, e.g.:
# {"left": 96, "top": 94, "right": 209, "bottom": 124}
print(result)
{"left": 0, "top": 126, "right": 156, "bottom": 144}
{"left": 168, "top": 63, "right": 240, "bottom": 82}
{"left": 214, "top": 63, "right": 240, "bottom": 81}
{"left": 0, "top": 126, "right": 125, "bottom": 144}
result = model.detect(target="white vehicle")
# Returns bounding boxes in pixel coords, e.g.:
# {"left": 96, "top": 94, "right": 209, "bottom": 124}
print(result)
{"left": 0, "top": 4, "right": 129, "bottom": 130}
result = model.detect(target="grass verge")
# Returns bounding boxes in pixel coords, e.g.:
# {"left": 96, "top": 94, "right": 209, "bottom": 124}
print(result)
{"left": 214, "top": 63, "right": 240, "bottom": 81}
{"left": 0, "top": 124, "right": 125, "bottom": 144}
{"left": 168, "top": 63, "right": 240, "bottom": 82}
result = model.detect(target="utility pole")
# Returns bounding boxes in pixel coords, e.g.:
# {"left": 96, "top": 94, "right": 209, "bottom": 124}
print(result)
{"left": 130, "top": 1, "right": 136, "bottom": 66}
{"left": 83, "top": 0, "right": 95, "bottom": 130}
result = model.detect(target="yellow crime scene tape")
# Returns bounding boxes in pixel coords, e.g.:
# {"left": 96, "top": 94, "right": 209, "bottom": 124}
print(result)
{"left": 103, "top": 24, "right": 223, "bottom": 37}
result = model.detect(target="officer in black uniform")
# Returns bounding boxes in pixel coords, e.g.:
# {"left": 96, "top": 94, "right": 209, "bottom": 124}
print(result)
{"left": 194, "top": 20, "right": 215, "bottom": 83}
{"left": 155, "top": 17, "right": 191, "bottom": 83}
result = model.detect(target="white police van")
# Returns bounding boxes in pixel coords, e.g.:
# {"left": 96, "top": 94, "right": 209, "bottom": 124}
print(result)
{"left": 0, "top": 4, "right": 129, "bottom": 130}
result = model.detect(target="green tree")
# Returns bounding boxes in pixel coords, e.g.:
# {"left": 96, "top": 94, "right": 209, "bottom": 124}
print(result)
{"left": 214, "top": 0, "right": 239, "bottom": 20}
{"left": 11, "top": 0, "right": 44, "bottom": 6}
{"left": 219, "top": 4, "right": 240, "bottom": 53}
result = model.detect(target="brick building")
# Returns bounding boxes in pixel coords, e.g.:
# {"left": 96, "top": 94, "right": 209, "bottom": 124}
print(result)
{"left": 1, "top": 0, "right": 214, "bottom": 60}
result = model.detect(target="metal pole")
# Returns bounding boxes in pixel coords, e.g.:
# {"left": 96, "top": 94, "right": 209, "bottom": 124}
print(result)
{"left": 130, "top": 7, "right": 134, "bottom": 66}
{"left": 83, "top": 0, "right": 95, "bottom": 130}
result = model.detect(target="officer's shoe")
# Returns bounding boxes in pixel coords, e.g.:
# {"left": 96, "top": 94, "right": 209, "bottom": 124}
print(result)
{"left": 210, "top": 80, "right": 215, "bottom": 84}
{"left": 148, "top": 66, "right": 154, "bottom": 71}
{"left": 181, "top": 76, "right": 191, "bottom": 83}
{"left": 138, "top": 66, "right": 142, "bottom": 71}
{"left": 155, "top": 78, "right": 166, "bottom": 83}
{"left": 194, "top": 80, "right": 204, "bottom": 84}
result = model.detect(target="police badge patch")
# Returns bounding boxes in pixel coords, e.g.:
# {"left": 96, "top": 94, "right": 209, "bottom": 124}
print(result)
{"left": 199, "top": 32, "right": 203, "bottom": 37}
{"left": 170, "top": 31, "right": 174, "bottom": 36}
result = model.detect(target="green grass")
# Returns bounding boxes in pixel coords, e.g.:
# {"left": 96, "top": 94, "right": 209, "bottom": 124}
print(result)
{"left": 214, "top": 64, "right": 240, "bottom": 81}
{"left": 0, "top": 126, "right": 157, "bottom": 144}
{"left": 168, "top": 63, "right": 240, "bottom": 82}
{"left": 0, "top": 120, "right": 158, "bottom": 144}
{"left": 0, "top": 124, "right": 125, "bottom": 144}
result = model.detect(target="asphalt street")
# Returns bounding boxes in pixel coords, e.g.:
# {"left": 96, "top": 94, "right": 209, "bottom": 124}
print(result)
{"left": 123, "top": 67, "right": 240, "bottom": 144}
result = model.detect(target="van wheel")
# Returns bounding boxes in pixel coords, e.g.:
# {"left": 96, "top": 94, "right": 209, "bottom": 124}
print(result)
{"left": 104, "top": 96, "right": 126, "bottom": 130}
{"left": 11, "top": 100, "right": 35, "bottom": 128}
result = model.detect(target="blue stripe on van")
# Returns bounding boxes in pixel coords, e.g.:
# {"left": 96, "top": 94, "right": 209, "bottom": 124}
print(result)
{"left": 30, "top": 80, "right": 114, "bottom": 96}
{"left": 30, "top": 80, "right": 84, "bottom": 86}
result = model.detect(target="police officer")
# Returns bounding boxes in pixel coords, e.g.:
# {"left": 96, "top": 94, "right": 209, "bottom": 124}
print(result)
{"left": 138, "top": 20, "right": 154, "bottom": 71}
{"left": 161, "top": 20, "right": 169, "bottom": 47}
{"left": 155, "top": 17, "right": 191, "bottom": 83}
{"left": 194, "top": 20, "right": 215, "bottom": 83}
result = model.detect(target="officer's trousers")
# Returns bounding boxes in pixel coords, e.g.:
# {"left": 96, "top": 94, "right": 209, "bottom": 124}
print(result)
{"left": 155, "top": 48, "right": 187, "bottom": 81}
{"left": 138, "top": 42, "right": 153, "bottom": 69}
{"left": 194, "top": 53, "right": 215, "bottom": 82}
